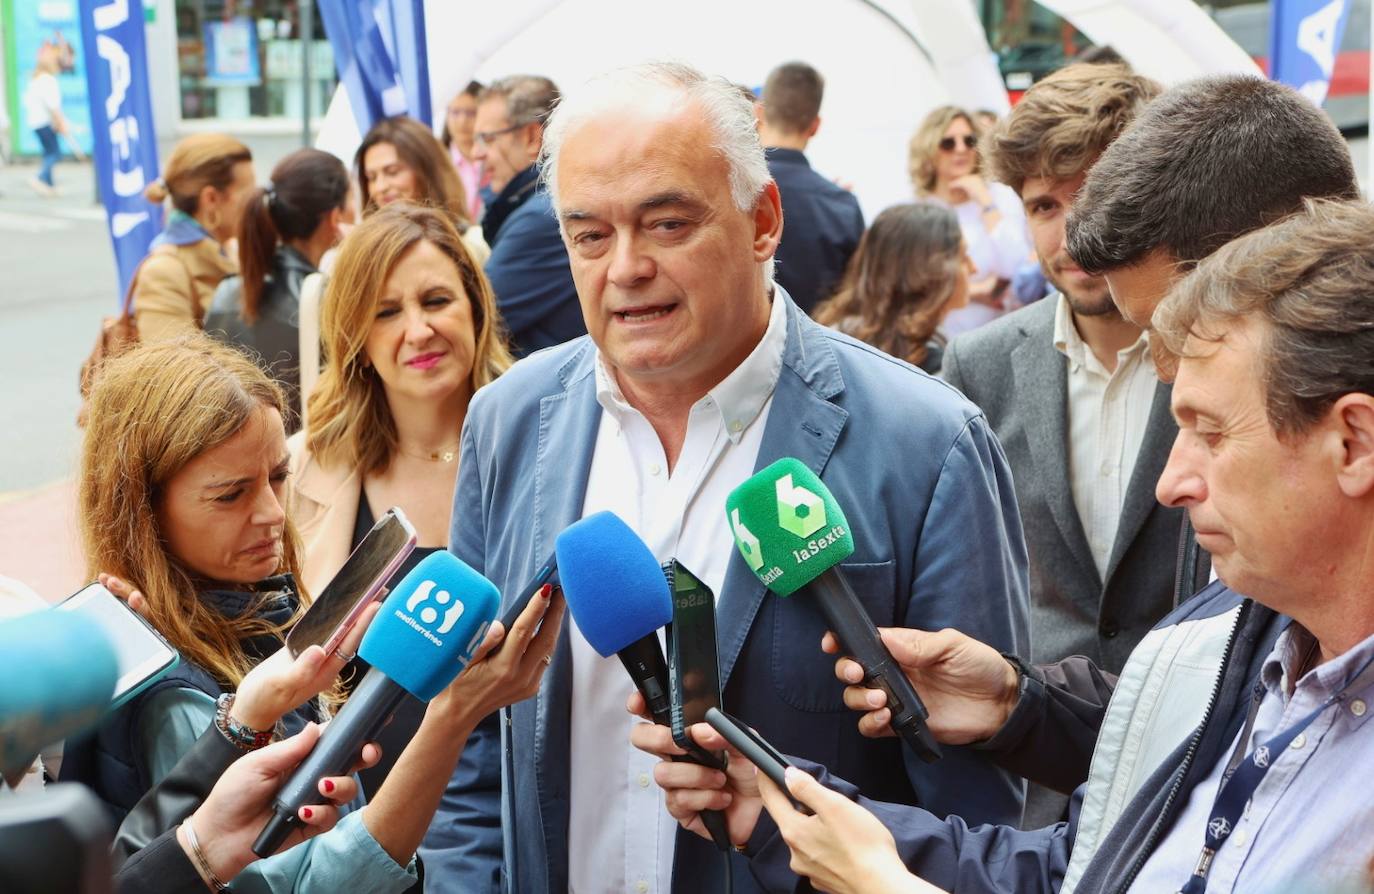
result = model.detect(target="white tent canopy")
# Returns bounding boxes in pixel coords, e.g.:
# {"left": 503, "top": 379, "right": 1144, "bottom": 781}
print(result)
{"left": 319, "top": 0, "right": 1258, "bottom": 219}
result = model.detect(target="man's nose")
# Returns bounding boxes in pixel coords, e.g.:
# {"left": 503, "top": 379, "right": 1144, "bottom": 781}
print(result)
{"left": 1157, "top": 433, "right": 1207, "bottom": 508}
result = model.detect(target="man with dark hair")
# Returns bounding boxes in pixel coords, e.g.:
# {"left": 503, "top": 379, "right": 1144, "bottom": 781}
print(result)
{"left": 942, "top": 62, "right": 1170, "bottom": 827}
{"left": 759, "top": 61, "right": 863, "bottom": 314}
{"left": 1065, "top": 72, "right": 1359, "bottom": 596}
{"left": 474, "top": 74, "right": 585, "bottom": 354}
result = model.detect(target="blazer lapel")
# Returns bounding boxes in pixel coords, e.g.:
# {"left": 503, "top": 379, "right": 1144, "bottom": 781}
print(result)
{"left": 1012, "top": 329, "right": 1101, "bottom": 590}
{"left": 529, "top": 344, "right": 601, "bottom": 882}
{"left": 717, "top": 300, "right": 848, "bottom": 690}
{"left": 1104, "top": 380, "right": 1176, "bottom": 583}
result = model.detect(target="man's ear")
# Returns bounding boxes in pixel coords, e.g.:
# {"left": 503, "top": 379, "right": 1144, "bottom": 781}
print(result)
{"left": 1332, "top": 394, "right": 1374, "bottom": 498}
{"left": 753, "top": 181, "right": 783, "bottom": 264}
{"left": 805, "top": 116, "right": 821, "bottom": 139}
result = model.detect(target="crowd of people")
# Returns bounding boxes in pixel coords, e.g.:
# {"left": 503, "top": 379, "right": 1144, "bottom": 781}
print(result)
{"left": 3, "top": 49, "right": 1374, "bottom": 894}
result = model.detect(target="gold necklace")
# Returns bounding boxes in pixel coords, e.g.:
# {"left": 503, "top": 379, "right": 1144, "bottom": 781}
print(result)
{"left": 397, "top": 442, "right": 460, "bottom": 463}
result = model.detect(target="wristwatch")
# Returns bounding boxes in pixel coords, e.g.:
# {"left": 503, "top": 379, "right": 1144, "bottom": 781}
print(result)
{"left": 213, "top": 693, "right": 274, "bottom": 751}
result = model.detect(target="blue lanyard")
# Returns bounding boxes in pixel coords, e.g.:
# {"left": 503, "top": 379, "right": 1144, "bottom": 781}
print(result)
{"left": 1179, "top": 649, "right": 1374, "bottom": 894}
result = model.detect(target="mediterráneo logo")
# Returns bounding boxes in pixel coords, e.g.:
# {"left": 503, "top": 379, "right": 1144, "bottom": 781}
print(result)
{"left": 397, "top": 579, "right": 466, "bottom": 647}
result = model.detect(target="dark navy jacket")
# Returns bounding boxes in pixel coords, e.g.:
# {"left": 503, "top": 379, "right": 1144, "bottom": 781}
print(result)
{"left": 481, "top": 165, "right": 585, "bottom": 356}
{"left": 743, "top": 582, "right": 1286, "bottom": 894}
{"left": 420, "top": 289, "right": 1030, "bottom": 892}
{"left": 766, "top": 147, "right": 864, "bottom": 315}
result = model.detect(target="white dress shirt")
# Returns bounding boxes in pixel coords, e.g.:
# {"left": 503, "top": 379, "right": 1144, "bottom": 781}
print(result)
{"left": 1052, "top": 293, "right": 1157, "bottom": 581}
{"left": 567, "top": 293, "right": 787, "bottom": 894}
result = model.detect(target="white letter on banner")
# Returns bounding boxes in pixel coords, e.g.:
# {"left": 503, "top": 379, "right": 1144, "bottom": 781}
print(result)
{"left": 1298, "top": 0, "right": 1346, "bottom": 78}
{"left": 112, "top": 211, "right": 150, "bottom": 238}
{"left": 93, "top": 0, "right": 129, "bottom": 32}
{"left": 110, "top": 114, "right": 144, "bottom": 198}
{"left": 97, "top": 35, "right": 131, "bottom": 120}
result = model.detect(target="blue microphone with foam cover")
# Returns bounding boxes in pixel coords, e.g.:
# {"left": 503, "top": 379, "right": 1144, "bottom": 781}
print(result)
{"left": 253, "top": 551, "right": 498, "bottom": 857}
{"left": 555, "top": 512, "right": 732, "bottom": 853}
{"left": 0, "top": 611, "right": 118, "bottom": 777}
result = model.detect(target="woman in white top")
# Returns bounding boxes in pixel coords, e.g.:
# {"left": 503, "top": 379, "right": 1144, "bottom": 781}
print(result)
{"left": 23, "top": 41, "right": 67, "bottom": 197}
{"left": 908, "top": 105, "right": 1031, "bottom": 335}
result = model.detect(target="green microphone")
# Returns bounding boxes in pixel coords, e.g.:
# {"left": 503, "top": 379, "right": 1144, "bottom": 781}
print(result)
{"left": 726, "top": 458, "right": 941, "bottom": 762}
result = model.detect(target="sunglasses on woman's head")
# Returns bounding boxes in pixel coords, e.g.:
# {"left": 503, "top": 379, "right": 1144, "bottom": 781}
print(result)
{"left": 939, "top": 135, "right": 978, "bottom": 152}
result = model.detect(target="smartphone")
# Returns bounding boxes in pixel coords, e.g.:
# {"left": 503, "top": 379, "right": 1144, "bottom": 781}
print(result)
{"left": 55, "top": 583, "right": 179, "bottom": 710}
{"left": 286, "top": 507, "right": 417, "bottom": 657}
{"left": 665, "top": 560, "right": 726, "bottom": 770}
{"left": 704, "top": 707, "right": 810, "bottom": 815}
{"left": 496, "top": 550, "right": 558, "bottom": 636}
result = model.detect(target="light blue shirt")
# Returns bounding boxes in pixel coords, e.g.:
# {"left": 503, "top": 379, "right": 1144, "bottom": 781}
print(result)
{"left": 138, "top": 688, "right": 418, "bottom": 894}
{"left": 1126, "top": 623, "right": 1374, "bottom": 894}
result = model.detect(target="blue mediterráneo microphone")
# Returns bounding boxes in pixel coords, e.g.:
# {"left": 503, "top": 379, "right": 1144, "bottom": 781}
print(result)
{"left": 253, "top": 551, "right": 499, "bottom": 857}
{"left": 555, "top": 511, "right": 732, "bottom": 853}
{"left": 0, "top": 611, "right": 118, "bottom": 776}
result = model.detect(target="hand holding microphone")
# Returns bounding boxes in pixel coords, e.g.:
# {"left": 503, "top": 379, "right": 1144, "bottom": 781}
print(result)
{"left": 726, "top": 459, "right": 941, "bottom": 763}
{"left": 823, "top": 627, "right": 1020, "bottom": 745}
{"left": 253, "top": 551, "right": 500, "bottom": 857}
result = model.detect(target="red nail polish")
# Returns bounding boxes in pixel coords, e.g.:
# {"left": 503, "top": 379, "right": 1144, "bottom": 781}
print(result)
{"left": 302, "top": 807, "right": 313, "bottom": 820}
{"left": 323, "top": 779, "right": 335, "bottom": 793}
{"left": 540, "top": 584, "right": 552, "bottom": 598}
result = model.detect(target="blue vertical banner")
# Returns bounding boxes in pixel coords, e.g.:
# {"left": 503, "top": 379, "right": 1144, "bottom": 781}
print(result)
{"left": 318, "top": 0, "right": 430, "bottom": 135}
{"left": 1269, "top": 0, "right": 1353, "bottom": 106}
{"left": 77, "top": 0, "right": 161, "bottom": 301}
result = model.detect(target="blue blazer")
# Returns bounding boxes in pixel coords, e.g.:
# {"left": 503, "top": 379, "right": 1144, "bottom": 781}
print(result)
{"left": 422, "top": 291, "right": 1030, "bottom": 893}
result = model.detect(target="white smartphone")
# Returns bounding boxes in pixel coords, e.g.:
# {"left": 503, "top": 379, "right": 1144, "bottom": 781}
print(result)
{"left": 55, "top": 583, "right": 180, "bottom": 709}
{"left": 286, "top": 506, "right": 417, "bottom": 657}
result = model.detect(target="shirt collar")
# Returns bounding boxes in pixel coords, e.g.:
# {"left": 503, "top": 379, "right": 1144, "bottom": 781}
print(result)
{"left": 1263, "top": 622, "right": 1374, "bottom": 705}
{"left": 1052, "top": 291, "right": 1150, "bottom": 376}
{"left": 594, "top": 287, "right": 787, "bottom": 444}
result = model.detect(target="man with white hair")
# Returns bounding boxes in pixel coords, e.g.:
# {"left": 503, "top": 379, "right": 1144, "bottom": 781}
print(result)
{"left": 422, "top": 62, "right": 1029, "bottom": 893}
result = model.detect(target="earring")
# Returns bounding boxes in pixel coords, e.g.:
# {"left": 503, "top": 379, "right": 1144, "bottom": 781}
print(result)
{"left": 206, "top": 208, "right": 222, "bottom": 235}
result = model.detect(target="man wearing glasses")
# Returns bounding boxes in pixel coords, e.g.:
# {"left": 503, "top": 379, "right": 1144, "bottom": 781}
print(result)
{"left": 474, "top": 75, "right": 586, "bottom": 355}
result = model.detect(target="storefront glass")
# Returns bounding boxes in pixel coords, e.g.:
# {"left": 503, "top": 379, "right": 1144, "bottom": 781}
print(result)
{"left": 175, "top": 0, "right": 334, "bottom": 121}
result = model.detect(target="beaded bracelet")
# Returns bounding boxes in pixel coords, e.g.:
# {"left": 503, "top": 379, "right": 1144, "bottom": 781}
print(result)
{"left": 214, "top": 692, "right": 274, "bottom": 751}
{"left": 181, "top": 819, "right": 230, "bottom": 892}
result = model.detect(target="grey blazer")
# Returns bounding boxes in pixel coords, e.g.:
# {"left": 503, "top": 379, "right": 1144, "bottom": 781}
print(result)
{"left": 942, "top": 297, "right": 1182, "bottom": 674}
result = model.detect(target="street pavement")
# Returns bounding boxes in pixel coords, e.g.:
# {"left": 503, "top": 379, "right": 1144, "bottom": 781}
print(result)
{"left": 0, "top": 134, "right": 1368, "bottom": 604}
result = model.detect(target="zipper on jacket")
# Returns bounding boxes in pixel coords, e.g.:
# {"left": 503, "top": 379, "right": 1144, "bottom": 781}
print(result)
{"left": 1172, "top": 517, "right": 1195, "bottom": 608}
{"left": 1112, "top": 599, "right": 1250, "bottom": 894}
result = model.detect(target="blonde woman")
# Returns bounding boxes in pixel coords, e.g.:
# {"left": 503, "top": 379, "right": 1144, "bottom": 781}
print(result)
{"left": 70, "top": 334, "right": 559, "bottom": 893}
{"left": 908, "top": 106, "right": 1030, "bottom": 335}
{"left": 290, "top": 203, "right": 513, "bottom": 794}
{"left": 136, "top": 134, "right": 257, "bottom": 342}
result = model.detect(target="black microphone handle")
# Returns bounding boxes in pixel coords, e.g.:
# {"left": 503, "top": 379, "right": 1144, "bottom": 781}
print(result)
{"left": 252, "top": 668, "right": 410, "bottom": 857}
{"left": 619, "top": 636, "right": 733, "bottom": 852}
{"left": 808, "top": 568, "right": 942, "bottom": 763}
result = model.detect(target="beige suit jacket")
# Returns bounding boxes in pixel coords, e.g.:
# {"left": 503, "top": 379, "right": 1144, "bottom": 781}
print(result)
{"left": 132, "top": 239, "right": 237, "bottom": 343}
{"left": 286, "top": 432, "right": 361, "bottom": 599}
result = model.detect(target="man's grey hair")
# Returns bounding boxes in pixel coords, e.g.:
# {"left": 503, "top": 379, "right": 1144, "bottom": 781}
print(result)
{"left": 540, "top": 62, "right": 771, "bottom": 215}
{"left": 480, "top": 75, "right": 560, "bottom": 128}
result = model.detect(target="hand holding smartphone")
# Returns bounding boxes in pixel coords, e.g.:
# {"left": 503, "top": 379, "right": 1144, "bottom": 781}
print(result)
{"left": 286, "top": 508, "right": 416, "bottom": 658}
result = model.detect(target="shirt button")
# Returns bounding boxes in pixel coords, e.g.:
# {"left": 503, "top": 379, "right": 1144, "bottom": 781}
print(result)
{"left": 1352, "top": 699, "right": 1367, "bottom": 717}
{"left": 636, "top": 881, "right": 649, "bottom": 893}
{"left": 638, "top": 773, "right": 650, "bottom": 788}
{"left": 1231, "top": 829, "right": 1248, "bottom": 847}
{"left": 729, "top": 420, "right": 743, "bottom": 434}
{"left": 648, "top": 463, "right": 661, "bottom": 476}
{"left": 1291, "top": 733, "right": 1307, "bottom": 750}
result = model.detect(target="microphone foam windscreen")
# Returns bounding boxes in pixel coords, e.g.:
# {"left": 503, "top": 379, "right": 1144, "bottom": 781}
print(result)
{"left": 725, "top": 457, "right": 854, "bottom": 597}
{"left": 359, "top": 551, "right": 500, "bottom": 701}
{"left": 555, "top": 511, "right": 672, "bottom": 657}
{"left": 0, "top": 610, "right": 118, "bottom": 776}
